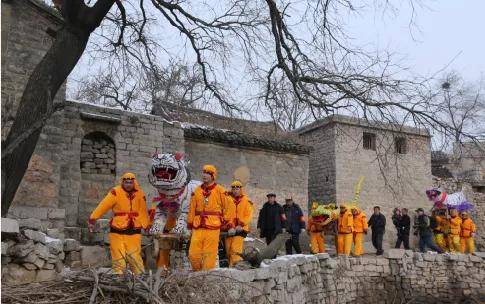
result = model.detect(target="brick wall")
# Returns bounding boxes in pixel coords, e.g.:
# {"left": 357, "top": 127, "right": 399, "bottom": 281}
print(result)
{"left": 185, "top": 140, "right": 309, "bottom": 231}
{"left": 1, "top": 0, "right": 65, "bottom": 140}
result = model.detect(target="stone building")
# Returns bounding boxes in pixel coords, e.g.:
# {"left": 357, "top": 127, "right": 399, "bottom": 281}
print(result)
{"left": 297, "top": 116, "right": 432, "bottom": 247}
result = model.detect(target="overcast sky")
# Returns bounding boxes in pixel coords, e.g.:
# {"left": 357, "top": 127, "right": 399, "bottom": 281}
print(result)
{"left": 346, "top": 0, "right": 484, "bottom": 82}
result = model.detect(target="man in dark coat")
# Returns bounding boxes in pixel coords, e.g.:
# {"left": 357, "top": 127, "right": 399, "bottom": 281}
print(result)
{"left": 257, "top": 193, "right": 287, "bottom": 245}
{"left": 368, "top": 206, "right": 386, "bottom": 255}
{"left": 414, "top": 208, "right": 443, "bottom": 253}
{"left": 392, "top": 208, "right": 411, "bottom": 249}
{"left": 283, "top": 198, "right": 306, "bottom": 254}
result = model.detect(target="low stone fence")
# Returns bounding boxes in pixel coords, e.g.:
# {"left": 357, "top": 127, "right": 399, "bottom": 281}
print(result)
{"left": 204, "top": 250, "right": 485, "bottom": 304}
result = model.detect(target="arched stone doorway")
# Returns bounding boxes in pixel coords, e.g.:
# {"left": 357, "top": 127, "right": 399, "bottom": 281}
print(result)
{"left": 78, "top": 132, "right": 116, "bottom": 226}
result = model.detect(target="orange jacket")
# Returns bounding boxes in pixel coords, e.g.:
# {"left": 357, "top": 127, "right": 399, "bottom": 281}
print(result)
{"left": 187, "top": 183, "right": 234, "bottom": 230}
{"left": 307, "top": 216, "right": 325, "bottom": 232}
{"left": 90, "top": 180, "right": 149, "bottom": 231}
{"left": 461, "top": 218, "right": 476, "bottom": 238}
{"left": 227, "top": 194, "right": 253, "bottom": 232}
{"left": 449, "top": 216, "right": 462, "bottom": 236}
{"left": 338, "top": 209, "right": 353, "bottom": 234}
{"left": 434, "top": 215, "right": 446, "bottom": 233}
{"left": 353, "top": 210, "right": 368, "bottom": 233}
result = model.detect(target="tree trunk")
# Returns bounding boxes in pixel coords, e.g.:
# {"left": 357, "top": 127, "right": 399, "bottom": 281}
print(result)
{"left": 1, "top": 26, "right": 90, "bottom": 216}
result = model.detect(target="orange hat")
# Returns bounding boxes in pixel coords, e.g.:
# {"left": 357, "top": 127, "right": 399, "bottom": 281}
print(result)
{"left": 202, "top": 164, "right": 217, "bottom": 179}
{"left": 120, "top": 172, "right": 139, "bottom": 190}
{"left": 231, "top": 180, "right": 243, "bottom": 188}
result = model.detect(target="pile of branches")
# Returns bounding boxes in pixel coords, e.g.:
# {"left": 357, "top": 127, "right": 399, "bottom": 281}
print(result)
{"left": 1, "top": 267, "right": 261, "bottom": 304}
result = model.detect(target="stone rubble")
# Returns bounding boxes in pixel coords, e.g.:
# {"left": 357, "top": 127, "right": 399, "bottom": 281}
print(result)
{"left": 1, "top": 218, "right": 83, "bottom": 284}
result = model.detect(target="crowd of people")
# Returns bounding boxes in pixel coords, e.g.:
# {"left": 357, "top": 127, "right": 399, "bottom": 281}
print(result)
{"left": 87, "top": 165, "right": 477, "bottom": 275}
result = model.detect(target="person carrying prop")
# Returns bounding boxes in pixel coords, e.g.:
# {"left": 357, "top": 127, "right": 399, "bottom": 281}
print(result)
{"left": 307, "top": 202, "right": 329, "bottom": 254}
{"left": 224, "top": 180, "right": 253, "bottom": 267}
{"left": 337, "top": 204, "right": 354, "bottom": 256}
{"left": 460, "top": 211, "right": 476, "bottom": 254}
{"left": 351, "top": 206, "right": 368, "bottom": 256}
{"left": 448, "top": 208, "right": 462, "bottom": 253}
{"left": 88, "top": 173, "right": 149, "bottom": 275}
{"left": 413, "top": 208, "right": 443, "bottom": 253}
{"left": 283, "top": 197, "right": 306, "bottom": 254}
{"left": 430, "top": 208, "right": 448, "bottom": 252}
{"left": 186, "top": 165, "right": 234, "bottom": 271}
{"left": 147, "top": 152, "right": 199, "bottom": 270}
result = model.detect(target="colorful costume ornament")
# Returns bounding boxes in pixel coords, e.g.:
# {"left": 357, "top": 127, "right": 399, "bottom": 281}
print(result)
{"left": 426, "top": 187, "right": 473, "bottom": 212}
{"left": 147, "top": 152, "right": 199, "bottom": 269}
{"left": 307, "top": 202, "right": 332, "bottom": 253}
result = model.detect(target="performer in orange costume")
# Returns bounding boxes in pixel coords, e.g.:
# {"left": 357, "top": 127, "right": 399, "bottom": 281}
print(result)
{"left": 187, "top": 165, "right": 234, "bottom": 271}
{"left": 448, "top": 209, "right": 462, "bottom": 253}
{"left": 337, "top": 204, "right": 353, "bottom": 256}
{"left": 351, "top": 206, "right": 368, "bottom": 256}
{"left": 307, "top": 203, "right": 326, "bottom": 254}
{"left": 224, "top": 181, "right": 253, "bottom": 266}
{"left": 460, "top": 211, "right": 476, "bottom": 254}
{"left": 89, "top": 173, "right": 149, "bottom": 274}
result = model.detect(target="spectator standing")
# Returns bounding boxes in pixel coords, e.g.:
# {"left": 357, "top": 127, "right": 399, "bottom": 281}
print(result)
{"left": 257, "top": 193, "right": 286, "bottom": 245}
{"left": 283, "top": 198, "right": 306, "bottom": 254}
{"left": 392, "top": 208, "right": 411, "bottom": 249}
{"left": 368, "top": 206, "right": 386, "bottom": 255}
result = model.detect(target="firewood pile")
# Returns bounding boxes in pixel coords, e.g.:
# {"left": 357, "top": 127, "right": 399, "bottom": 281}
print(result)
{"left": 1, "top": 267, "right": 259, "bottom": 304}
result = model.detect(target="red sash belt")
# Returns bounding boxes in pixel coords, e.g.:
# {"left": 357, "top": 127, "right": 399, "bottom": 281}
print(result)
{"left": 195, "top": 211, "right": 222, "bottom": 229}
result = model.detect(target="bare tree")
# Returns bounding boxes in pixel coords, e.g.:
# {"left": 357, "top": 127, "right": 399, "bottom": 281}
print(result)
{"left": 2, "top": 0, "right": 481, "bottom": 215}
{"left": 437, "top": 71, "right": 485, "bottom": 145}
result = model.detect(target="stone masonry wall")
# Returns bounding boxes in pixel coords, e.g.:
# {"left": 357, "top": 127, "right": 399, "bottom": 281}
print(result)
{"left": 206, "top": 250, "right": 485, "bottom": 304}
{"left": 185, "top": 141, "right": 309, "bottom": 232}
{"left": 1, "top": 0, "right": 65, "bottom": 140}
{"left": 298, "top": 124, "right": 336, "bottom": 203}
{"left": 333, "top": 123, "right": 432, "bottom": 249}
{"left": 8, "top": 101, "right": 185, "bottom": 236}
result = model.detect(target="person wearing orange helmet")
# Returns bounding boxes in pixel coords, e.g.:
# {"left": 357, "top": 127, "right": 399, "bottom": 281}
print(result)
{"left": 224, "top": 180, "right": 253, "bottom": 267}
{"left": 88, "top": 173, "right": 149, "bottom": 275}
{"left": 187, "top": 165, "right": 234, "bottom": 271}
{"left": 351, "top": 206, "right": 368, "bottom": 256}
{"left": 460, "top": 211, "right": 476, "bottom": 254}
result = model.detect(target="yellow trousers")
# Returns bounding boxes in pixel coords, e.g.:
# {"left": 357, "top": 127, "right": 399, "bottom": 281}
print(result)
{"left": 225, "top": 235, "right": 245, "bottom": 266}
{"left": 337, "top": 233, "right": 353, "bottom": 256}
{"left": 155, "top": 217, "right": 177, "bottom": 269}
{"left": 109, "top": 233, "right": 144, "bottom": 275}
{"left": 188, "top": 228, "right": 220, "bottom": 271}
{"left": 434, "top": 233, "right": 448, "bottom": 252}
{"left": 448, "top": 235, "right": 461, "bottom": 253}
{"left": 460, "top": 237, "right": 475, "bottom": 254}
{"left": 353, "top": 232, "right": 364, "bottom": 256}
{"left": 310, "top": 232, "right": 325, "bottom": 254}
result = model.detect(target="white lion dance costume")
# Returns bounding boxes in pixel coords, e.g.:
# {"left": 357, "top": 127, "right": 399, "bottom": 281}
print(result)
{"left": 425, "top": 187, "right": 473, "bottom": 212}
{"left": 147, "top": 152, "right": 200, "bottom": 269}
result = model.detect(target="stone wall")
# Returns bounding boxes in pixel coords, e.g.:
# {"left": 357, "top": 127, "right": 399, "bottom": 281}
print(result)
{"left": 1, "top": 0, "right": 65, "bottom": 140}
{"left": 185, "top": 140, "right": 309, "bottom": 231}
{"left": 8, "top": 101, "right": 185, "bottom": 233}
{"left": 298, "top": 124, "right": 336, "bottom": 203}
{"left": 206, "top": 250, "right": 485, "bottom": 304}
